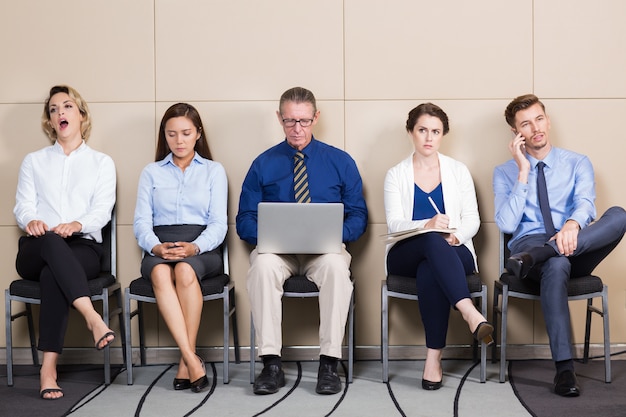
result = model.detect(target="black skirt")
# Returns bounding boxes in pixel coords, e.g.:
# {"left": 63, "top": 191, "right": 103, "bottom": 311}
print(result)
{"left": 140, "top": 224, "right": 223, "bottom": 281}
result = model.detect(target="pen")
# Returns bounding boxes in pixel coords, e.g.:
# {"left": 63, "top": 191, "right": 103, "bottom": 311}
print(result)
{"left": 428, "top": 196, "right": 441, "bottom": 215}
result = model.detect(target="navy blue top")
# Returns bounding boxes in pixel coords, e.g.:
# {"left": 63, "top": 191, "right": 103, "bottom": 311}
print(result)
{"left": 412, "top": 183, "right": 445, "bottom": 220}
{"left": 236, "top": 137, "right": 368, "bottom": 245}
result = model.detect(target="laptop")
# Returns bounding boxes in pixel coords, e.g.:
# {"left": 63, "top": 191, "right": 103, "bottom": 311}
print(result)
{"left": 257, "top": 202, "right": 344, "bottom": 254}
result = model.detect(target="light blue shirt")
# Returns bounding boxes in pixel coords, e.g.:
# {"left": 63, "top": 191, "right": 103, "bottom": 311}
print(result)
{"left": 493, "top": 146, "right": 596, "bottom": 247}
{"left": 133, "top": 152, "right": 228, "bottom": 255}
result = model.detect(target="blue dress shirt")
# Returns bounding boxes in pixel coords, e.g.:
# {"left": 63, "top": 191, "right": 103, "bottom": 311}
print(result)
{"left": 134, "top": 152, "right": 228, "bottom": 255}
{"left": 236, "top": 137, "right": 368, "bottom": 245}
{"left": 493, "top": 146, "right": 596, "bottom": 247}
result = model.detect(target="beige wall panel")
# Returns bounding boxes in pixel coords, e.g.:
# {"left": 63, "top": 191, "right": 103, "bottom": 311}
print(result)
{"left": 344, "top": 0, "right": 533, "bottom": 99}
{"left": 89, "top": 103, "right": 157, "bottom": 225}
{"left": 346, "top": 100, "right": 511, "bottom": 225}
{"left": 154, "top": 0, "right": 344, "bottom": 101}
{"left": 535, "top": 1, "right": 626, "bottom": 97}
{"left": 0, "top": 104, "right": 49, "bottom": 224}
{"left": 0, "top": 1, "right": 155, "bottom": 103}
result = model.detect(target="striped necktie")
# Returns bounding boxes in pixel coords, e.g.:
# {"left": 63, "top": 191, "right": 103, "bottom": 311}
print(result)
{"left": 294, "top": 151, "right": 311, "bottom": 203}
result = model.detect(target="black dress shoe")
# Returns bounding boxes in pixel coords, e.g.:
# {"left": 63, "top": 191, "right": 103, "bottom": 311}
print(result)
{"left": 316, "top": 363, "right": 342, "bottom": 395}
{"left": 253, "top": 364, "right": 285, "bottom": 395}
{"left": 553, "top": 370, "right": 580, "bottom": 397}
{"left": 173, "top": 378, "right": 191, "bottom": 390}
{"left": 421, "top": 378, "right": 443, "bottom": 391}
{"left": 506, "top": 252, "right": 535, "bottom": 280}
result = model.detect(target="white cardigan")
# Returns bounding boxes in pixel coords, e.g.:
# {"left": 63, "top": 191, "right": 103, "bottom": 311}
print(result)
{"left": 383, "top": 153, "right": 480, "bottom": 271}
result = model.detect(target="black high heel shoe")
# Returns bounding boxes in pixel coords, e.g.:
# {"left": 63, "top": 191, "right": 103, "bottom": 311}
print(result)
{"left": 190, "top": 354, "right": 209, "bottom": 393}
{"left": 421, "top": 378, "right": 443, "bottom": 390}
{"left": 173, "top": 378, "right": 191, "bottom": 390}
{"left": 473, "top": 321, "right": 494, "bottom": 346}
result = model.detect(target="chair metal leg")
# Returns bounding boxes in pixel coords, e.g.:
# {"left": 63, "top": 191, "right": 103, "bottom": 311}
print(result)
{"left": 492, "top": 283, "right": 501, "bottom": 365}
{"left": 602, "top": 287, "right": 611, "bottom": 383}
{"left": 138, "top": 301, "right": 146, "bottom": 366}
{"left": 348, "top": 289, "right": 354, "bottom": 383}
{"left": 231, "top": 290, "right": 240, "bottom": 364}
{"left": 381, "top": 282, "right": 389, "bottom": 383}
{"left": 479, "top": 284, "right": 487, "bottom": 383}
{"left": 250, "top": 313, "right": 256, "bottom": 384}
{"left": 101, "top": 289, "right": 111, "bottom": 385}
{"left": 115, "top": 287, "right": 126, "bottom": 368}
{"left": 125, "top": 289, "right": 134, "bottom": 385}
{"left": 499, "top": 284, "right": 509, "bottom": 383}
{"left": 222, "top": 286, "right": 230, "bottom": 384}
{"left": 5, "top": 290, "right": 14, "bottom": 387}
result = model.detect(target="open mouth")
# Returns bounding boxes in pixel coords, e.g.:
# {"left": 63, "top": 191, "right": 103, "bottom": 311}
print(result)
{"left": 59, "top": 118, "right": 69, "bottom": 129}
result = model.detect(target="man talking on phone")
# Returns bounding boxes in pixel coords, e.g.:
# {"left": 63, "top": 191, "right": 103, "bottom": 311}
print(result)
{"left": 493, "top": 94, "right": 626, "bottom": 397}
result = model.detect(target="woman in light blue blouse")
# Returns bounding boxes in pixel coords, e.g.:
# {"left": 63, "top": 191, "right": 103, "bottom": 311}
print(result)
{"left": 133, "top": 103, "right": 227, "bottom": 393}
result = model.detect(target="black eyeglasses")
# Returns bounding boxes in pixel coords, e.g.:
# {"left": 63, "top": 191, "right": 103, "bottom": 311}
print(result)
{"left": 281, "top": 118, "right": 314, "bottom": 127}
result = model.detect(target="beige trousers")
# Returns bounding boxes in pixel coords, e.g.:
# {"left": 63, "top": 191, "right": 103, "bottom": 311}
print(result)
{"left": 247, "top": 246, "right": 353, "bottom": 359}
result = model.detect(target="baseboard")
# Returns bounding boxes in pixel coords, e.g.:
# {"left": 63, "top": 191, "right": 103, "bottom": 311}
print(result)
{"left": 2, "top": 344, "right": 625, "bottom": 366}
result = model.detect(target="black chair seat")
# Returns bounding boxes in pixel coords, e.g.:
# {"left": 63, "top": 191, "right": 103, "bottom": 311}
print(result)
{"left": 387, "top": 273, "right": 484, "bottom": 296}
{"left": 9, "top": 274, "right": 116, "bottom": 300}
{"left": 282, "top": 275, "right": 318, "bottom": 293}
{"left": 128, "top": 274, "right": 230, "bottom": 298}
{"left": 499, "top": 273, "right": 603, "bottom": 296}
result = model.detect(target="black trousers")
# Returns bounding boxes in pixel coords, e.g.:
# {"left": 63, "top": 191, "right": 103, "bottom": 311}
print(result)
{"left": 16, "top": 232, "right": 103, "bottom": 353}
{"left": 387, "top": 233, "right": 475, "bottom": 349}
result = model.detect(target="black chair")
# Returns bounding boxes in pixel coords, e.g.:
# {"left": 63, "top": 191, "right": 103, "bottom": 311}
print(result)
{"left": 249, "top": 275, "right": 355, "bottom": 384}
{"left": 381, "top": 265, "right": 488, "bottom": 383}
{"left": 492, "top": 233, "right": 610, "bottom": 383}
{"left": 5, "top": 211, "right": 123, "bottom": 386}
{"left": 124, "top": 240, "right": 240, "bottom": 384}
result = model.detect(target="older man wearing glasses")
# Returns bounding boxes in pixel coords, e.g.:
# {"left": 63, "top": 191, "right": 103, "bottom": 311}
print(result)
{"left": 236, "top": 87, "right": 368, "bottom": 396}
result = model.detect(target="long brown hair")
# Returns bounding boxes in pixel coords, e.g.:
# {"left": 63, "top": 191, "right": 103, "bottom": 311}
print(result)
{"left": 155, "top": 103, "right": 212, "bottom": 162}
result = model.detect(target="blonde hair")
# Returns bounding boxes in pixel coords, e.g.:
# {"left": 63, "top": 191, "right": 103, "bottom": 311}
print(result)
{"left": 41, "top": 85, "right": 92, "bottom": 141}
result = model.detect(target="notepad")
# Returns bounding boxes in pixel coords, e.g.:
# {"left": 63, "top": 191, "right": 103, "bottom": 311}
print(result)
{"left": 257, "top": 202, "right": 344, "bottom": 254}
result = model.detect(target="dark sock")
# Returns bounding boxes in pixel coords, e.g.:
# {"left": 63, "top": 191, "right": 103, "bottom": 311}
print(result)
{"left": 320, "top": 355, "right": 338, "bottom": 372}
{"left": 555, "top": 359, "right": 574, "bottom": 374}
{"left": 262, "top": 355, "right": 281, "bottom": 368}
{"left": 527, "top": 244, "right": 559, "bottom": 264}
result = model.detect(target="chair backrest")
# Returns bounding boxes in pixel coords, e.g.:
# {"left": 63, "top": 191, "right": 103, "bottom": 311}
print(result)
{"left": 99, "top": 208, "right": 116, "bottom": 276}
{"left": 499, "top": 232, "right": 512, "bottom": 274}
{"left": 221, "top": 237, "right": 229, "bottom": 276}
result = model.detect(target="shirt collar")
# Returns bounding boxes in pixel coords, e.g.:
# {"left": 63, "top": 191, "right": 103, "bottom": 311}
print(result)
{"left": 158, "top": 151, "right": 205, "bottom": 167}
{"left": 528, "top": 147, "right": 556, "bottom": 169}
{"left": 282, "top": 136, "right": 318, "bottom": 158}
{"left": 52, "top": 140, "right": 87, "bottom": 155}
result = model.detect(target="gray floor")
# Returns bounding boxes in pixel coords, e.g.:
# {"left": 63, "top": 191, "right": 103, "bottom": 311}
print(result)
{"left": 68, "top": 360, "right": 531, "bottom": 417}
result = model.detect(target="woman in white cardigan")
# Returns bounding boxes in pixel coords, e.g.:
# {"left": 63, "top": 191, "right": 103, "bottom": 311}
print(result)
{"left": 384, "top": 103, "right": 492, "bottom": 391}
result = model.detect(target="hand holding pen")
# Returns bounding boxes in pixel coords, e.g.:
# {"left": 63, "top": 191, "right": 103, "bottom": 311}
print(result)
{"left": 427, "top": 196, "right": 450, "bottom": 229}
